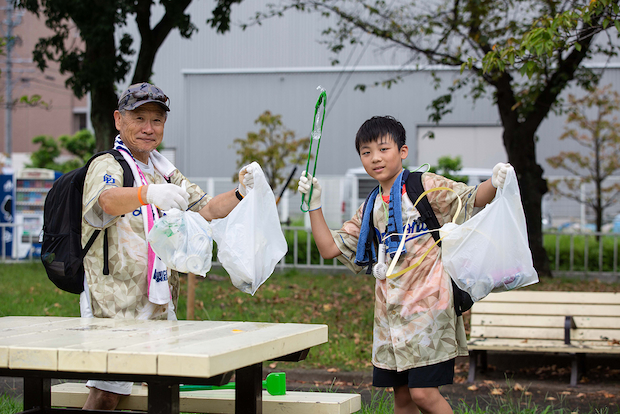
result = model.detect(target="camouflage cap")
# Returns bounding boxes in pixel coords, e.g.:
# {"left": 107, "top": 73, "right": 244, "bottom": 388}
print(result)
{"left": 117, "top": 82, "right": 170, "bottom": 112}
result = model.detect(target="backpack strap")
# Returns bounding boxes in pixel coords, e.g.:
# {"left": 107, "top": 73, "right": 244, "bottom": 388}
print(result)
{"left": 107, "top": 149, "right": 134, "bottom": 188}
{"left": 404, "top": 171, "right": 473, "bottom": 316}
{"left": 83, "top": 150, "right": 134, "bottom": 276}
{"left": 405, "top": 171, "right": 441, "bottom": 245}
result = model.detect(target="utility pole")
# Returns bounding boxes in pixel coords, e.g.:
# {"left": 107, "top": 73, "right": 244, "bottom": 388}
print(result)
{"left": 2, "top": 0, "right": 21, "bottom": 165}
{"left": 4, "top": 0, "right": 13, "bottom": 162}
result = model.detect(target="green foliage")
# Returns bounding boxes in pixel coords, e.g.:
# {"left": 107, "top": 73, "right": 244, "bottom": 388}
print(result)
{"left": 484, "top": 0, "right": 619, "bottom": 82}
{"left": 544, "top": 233, "right": 620, "bottom": 273}
{"left": 18, "top": 94, "right": 48, "bottom": 108}
{"left": 0, "top": 395, "right": 22, "bottom": 414}
{"left": 546, "top": 85, "right": 620, "bottom": 232}
{"left": 233, "top": 110, "right": 311, "bottom": 192}
{"left": 27, "top": 129, "right": 95, "bottom": 173}
{"left": 428, "top": 156, "right": 469, "bottom": 184}
{"left": 18, "top": 0, "right": 242, "bottom": 150}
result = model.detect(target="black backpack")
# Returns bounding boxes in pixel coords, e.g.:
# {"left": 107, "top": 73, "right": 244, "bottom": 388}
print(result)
{"left": 362, "top": 170, "right": 474, "bottom": 316}
{"left": 40, "top": 150, "right": 133, "bottom": 294}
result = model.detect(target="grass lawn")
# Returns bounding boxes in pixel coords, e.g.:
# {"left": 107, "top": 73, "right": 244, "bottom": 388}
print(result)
{"left": 1, "top": 262, "right": 619, "bottom": 413}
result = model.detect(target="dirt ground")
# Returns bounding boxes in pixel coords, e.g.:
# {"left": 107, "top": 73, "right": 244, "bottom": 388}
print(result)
{"left": 1, "top": 354, "right": 619, "bottom": 412}
{"left": 274, "top": 354, "right": 620, "bottom": 412}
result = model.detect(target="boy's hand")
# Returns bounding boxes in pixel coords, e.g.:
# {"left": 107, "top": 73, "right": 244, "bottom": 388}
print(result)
{"left": 298, "top": 171, "right": 322, "bottom": 211}
{"left": 238, "top": 164, "right": 255, "bottom": 196}
{"left": 492, "top": 162, "right": 511, "bottom": 189}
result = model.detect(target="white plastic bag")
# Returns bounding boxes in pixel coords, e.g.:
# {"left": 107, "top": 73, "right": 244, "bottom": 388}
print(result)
{"left": 210, "top": 162, "right": 288, "bottom": 295}
{"left": 147, "top": 209, "right": 213, "bottom": 276}
{"left": 440, "top": 166, "right": 538, "bottom": 302}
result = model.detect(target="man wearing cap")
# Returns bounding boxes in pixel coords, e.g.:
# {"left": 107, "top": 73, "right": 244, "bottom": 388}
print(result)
{"left": 79, "top": 82, "right": 254, "bottom": 410}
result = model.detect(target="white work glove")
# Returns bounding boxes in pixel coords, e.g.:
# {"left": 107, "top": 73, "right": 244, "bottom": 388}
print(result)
{"left": 238, "top": 164, "right": 255, "bottom": 197}
{"left": 297, "top": 171, "right": 322, "bottom": 211}
{"left": 492, "top": 162, "right": 511, "bottom": 189}
{"left": 146, "top": 183, "right": 189, "bottom": 211}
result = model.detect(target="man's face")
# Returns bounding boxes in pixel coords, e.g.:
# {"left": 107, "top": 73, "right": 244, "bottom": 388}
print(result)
{"left": 114, "top": 103, "right": 166, "bottom": 163}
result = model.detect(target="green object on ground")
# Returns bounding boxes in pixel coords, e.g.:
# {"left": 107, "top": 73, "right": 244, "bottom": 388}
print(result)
{"left": 180, "top": 372, "right": 286, "bottom": 396}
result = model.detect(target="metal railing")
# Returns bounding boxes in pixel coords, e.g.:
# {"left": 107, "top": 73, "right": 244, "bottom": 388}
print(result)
{"left": 544, "top": 231, "right": 620, "bottom": 280}
{"left": 1, "top": 223, "right": 619, "bottom": 279}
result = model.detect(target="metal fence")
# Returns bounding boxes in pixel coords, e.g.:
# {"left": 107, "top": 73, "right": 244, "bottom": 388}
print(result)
{"left": 2, "top": 223, "right": 619, "bottom": 280}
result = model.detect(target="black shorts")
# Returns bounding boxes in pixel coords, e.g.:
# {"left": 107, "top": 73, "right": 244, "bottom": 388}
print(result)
{"left": 372, "top": 358, "right": 455, "bottom": 388}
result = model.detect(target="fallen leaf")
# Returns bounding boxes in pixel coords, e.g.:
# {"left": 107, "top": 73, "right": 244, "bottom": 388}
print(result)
{"left": 576, "top": 393, "right": 586, "bottom": 398}
{"left": 268, "top": 362, "right": 277, "bottom": 369}
{"left": 525, "top": 391, "right": 532, "bottom": 396}
{"left": 546, "top": 396, "right": 557, "bottom": 401}
{"left": 323, "top": 304, "right": 333, "bottom": 311}
{"left": 327, "top": 368, "right": 338, "bottom": 372}
{"left": 560, "top": 391, "right": 571, "bottom": 395}
{"left": 513, "top": 383, "right": 524, "bottom": 391}
{"left": 467, "top": 385, "right": 479, "bottom": 391}
{"left": 491, "top": 388, "right": 503, "bottom": 395}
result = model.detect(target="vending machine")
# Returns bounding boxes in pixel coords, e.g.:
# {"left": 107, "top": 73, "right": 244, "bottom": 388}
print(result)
{"left": 0, "top": 172, "right": 14, "bottom": 258}
{"left": 14, "top": 168, "right": 57, "bottom": 258}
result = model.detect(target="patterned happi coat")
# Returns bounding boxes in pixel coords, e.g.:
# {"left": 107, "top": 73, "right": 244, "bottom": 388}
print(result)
{"left": 81, "top": 153, "right": 211, "bottom": 320}
{"left": 332, "top": 172, "right": 481, "bottom": 371}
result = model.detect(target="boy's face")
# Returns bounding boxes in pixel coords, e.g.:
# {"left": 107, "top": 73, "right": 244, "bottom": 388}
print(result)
{"left": 359, "top": 135, "right": 408, "bottom": 190}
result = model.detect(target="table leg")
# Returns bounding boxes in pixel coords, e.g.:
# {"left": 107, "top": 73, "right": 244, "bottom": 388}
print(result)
{"left": 23, "top": 377, "right": 51, "bottom": 411}
{"left": 235, "top": 362, "right": 262, "bottom": 414}
{"left": 148, "top": 381, "right": 180, "bottom": 414}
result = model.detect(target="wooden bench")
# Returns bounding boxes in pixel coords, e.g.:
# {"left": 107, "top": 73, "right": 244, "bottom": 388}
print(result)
{"left": 467, "top": 290, "right": 620, "bottom": 386}
{"left": 51, "top": 382, "right": 362, "bottom": 414}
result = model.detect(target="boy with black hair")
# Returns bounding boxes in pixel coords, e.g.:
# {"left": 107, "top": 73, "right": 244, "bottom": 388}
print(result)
{"left": 298, "top": 115, "right": 509, "bottom": 414}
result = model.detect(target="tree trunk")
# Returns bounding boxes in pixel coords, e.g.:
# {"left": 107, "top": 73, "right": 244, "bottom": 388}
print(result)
{"left": 494, "top": 73, "right": 552, "bottom": 277}
{"left": 75, "top": 8, "right": 121, "bottom": 153}
{"left": 91, "top": 85, "right": 119, "bottom": 152}
{"left": 506, "top": 128, "right": 552, "bottom": 278}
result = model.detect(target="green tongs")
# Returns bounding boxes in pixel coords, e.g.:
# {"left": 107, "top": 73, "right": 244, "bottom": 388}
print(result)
{"left": 300, "top": 87, "right": 327, "bottom": 212}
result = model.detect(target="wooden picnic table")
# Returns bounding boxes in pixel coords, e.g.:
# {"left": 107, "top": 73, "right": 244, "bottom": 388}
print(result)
{"left": 0, "top": 316, "right": 328, "bottom": 414}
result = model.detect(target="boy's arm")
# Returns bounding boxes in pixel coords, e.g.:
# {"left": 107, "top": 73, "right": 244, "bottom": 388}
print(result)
{"left": 474, "top": 162, "right": 511, "bottom": 207}
{"left": 298, "top": 172, "right": 342, "bottom": 259}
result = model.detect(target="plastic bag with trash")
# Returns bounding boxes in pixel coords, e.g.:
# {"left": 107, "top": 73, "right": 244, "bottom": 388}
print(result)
{"left": 147, "top": 209, "right": 213, "bottom": 276}
{"left": 211, "top": 162, "right": 287, "bottom": 295}
{"left": 440, "top": 166, "right": 538, "bottom": 302}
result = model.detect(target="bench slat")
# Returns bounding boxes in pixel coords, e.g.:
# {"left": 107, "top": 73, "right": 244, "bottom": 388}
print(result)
{"left": 51, "top": 382, "right": 362, "bottom": 414}
{"left": 468, "top": 338, "right": 620, "bottom": 353}
{"left": 472, "top": 302, "right": 620, "bottom": 317}
{"left": 471, "top": 314, "right": 620, "bottom": 329}
{"left": 477, "top": 291, "right": 620, "bottom": 304}
{"left": 470, "top": 326, "right": 620, "bottom": 342}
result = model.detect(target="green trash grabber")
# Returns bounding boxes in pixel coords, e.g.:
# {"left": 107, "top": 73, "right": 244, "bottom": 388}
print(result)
{"left": 300, "top": 86, "right": 327, "bottom": 212}
{"left": 179, "top": 372, "right": 286, "bottom": 396}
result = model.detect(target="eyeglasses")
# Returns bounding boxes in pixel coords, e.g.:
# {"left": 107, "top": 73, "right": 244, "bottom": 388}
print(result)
{"left": 130, "top": 90, "right": 170, "bottom": 106}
